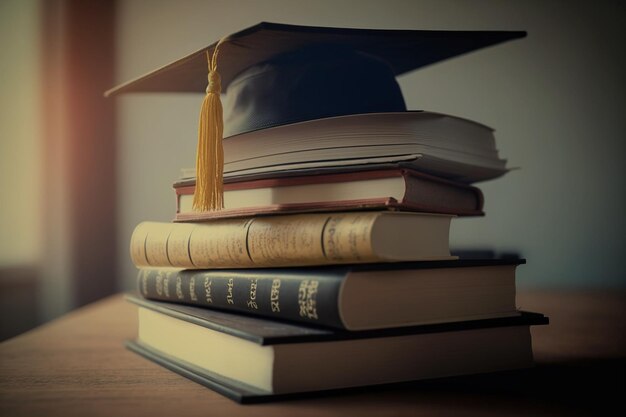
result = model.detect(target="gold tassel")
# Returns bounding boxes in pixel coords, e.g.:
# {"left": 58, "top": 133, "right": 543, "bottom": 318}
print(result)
{"left": 193, "top": 41, "right": 225, "bottom": 211}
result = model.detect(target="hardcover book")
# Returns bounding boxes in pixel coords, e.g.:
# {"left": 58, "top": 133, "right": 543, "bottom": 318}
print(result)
{"left": 126, "top": 294, "right": 548, "bottom": 403}
{"left": 174, "top": 167, "right": 485, "bottom": 222}
{"left": 216, "top": 111, "right": 507, "bottom": 183}
{"left": 137, "top": 259, "right": 522, "bottom": 330}
{"left": 130, "top": 211, "right": 455, "bottom": 269}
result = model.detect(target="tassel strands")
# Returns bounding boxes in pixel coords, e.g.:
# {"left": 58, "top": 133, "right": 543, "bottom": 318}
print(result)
{"left": 193, "top": 40, "right": 226, "bottom": 212}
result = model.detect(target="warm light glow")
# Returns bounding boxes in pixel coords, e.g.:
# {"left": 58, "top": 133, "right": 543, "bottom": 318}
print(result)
{"left": 0, "top": 0, "right": 43, "bottom": 267}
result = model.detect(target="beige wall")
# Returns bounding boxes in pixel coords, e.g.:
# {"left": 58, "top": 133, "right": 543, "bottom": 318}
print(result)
{"left": 115, "top": 0, "right": 626, "bottom": 289}
{"left": 0, "top": 0, "right": 77, "bottom": 322}
{"left": 0, "top": 0, "right": 42, "bottom": 267}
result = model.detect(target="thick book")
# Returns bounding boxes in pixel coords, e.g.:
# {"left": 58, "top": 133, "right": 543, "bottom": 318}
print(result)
{"left": 173, "top": 168, "right": 484, "bottom": 222}
{"left": 217, "top": 111, "right": 507, "bottom": 183}
{"left": 137, "top": 259, "right": 522, "bottom": 330}
{"left": 126, "top": 294, "right": 548, "bottom": 403}
{"left": 130, "top": 212, "right": 455, "bottom": 269}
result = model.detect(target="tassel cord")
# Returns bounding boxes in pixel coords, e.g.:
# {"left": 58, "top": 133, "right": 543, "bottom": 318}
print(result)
{"left": 193, "top": 39, "right": 226, "bottom": 212}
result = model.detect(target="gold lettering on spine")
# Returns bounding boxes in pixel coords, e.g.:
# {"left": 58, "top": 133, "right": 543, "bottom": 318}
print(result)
{"left": 323, "top": 213, "right": 377, "bottom": 262}
{"left": 298, "top": 280, "right": 319, "bottom": 320}
{"left": 204, "top": 277, "right": 213, "bottom": 304}
{"left": 155, "top": 271, "right": 164, "bottom": 296}
{"left": 246, "top": 279, "right": 258, "bottom": 309}
{"left": 226, "top": 278, "right": 235, "bottom": 304}
{"left": 189, "top": 277, "right": 198, "bottom": 301}
{"left": 189, "top": 219, "right": 253, "bottom": 268}
{"left": 270, "top": 279, "right": 281, "bottom": 312}
{"left": 163, "top": 273, "right": 171, "bottom": 298}
{"left": 247, "top": 214, "right": 327, "bottom": 266}
{"left": 176, "top": 276, "right": 184, "bottom": 300}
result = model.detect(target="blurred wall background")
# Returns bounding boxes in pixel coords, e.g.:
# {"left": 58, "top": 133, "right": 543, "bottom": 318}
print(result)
{"left": 1, "top": 0, "right": 117, "bottom": 339}
{"left": 1, "top": 0, "right": 624, "bottom": 339}
{"left": 0, "top": 0, "right": 43, "bottom": 339}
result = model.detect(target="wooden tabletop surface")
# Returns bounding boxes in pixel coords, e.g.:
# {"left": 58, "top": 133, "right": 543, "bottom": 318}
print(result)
{"left": 1, "top": 290, "right": 624, "bottom": 416}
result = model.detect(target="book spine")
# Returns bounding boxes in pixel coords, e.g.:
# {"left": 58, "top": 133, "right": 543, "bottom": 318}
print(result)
{"left": 138, "top": 268, "right": 345, "bottom": 329}
{"left": 130, "top": 212, "right": 381, "bottom": 269}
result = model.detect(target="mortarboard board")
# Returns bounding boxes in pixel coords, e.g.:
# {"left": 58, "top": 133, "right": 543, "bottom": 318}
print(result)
{"left": 106, "top": 22, "right": 525, "bottom": 212}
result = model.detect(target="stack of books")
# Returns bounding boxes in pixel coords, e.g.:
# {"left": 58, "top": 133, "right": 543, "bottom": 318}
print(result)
{"left": 126, "top": 111, "right": 547, "bottom": 403}
{"left": 111, "top": 22, "right": 548, "bottom": 403}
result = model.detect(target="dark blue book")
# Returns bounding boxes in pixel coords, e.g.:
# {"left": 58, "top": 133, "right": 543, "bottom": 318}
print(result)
{"left": 138, "top": 259, "right": 523, "bottom": 330}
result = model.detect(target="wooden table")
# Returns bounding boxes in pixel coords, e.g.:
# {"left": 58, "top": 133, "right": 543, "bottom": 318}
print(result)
{"left": 1, "top": 291, "right": 624, "bottom": 416}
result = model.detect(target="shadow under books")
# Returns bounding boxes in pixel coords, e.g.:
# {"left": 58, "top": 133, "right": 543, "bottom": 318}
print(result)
{"left": 264, "top": 358, "right": 625, "bottom": 414}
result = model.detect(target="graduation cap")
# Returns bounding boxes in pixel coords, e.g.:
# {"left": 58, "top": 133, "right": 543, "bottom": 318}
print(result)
{"left": 106, "top": 22, "right": 525, "bottom": 212}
